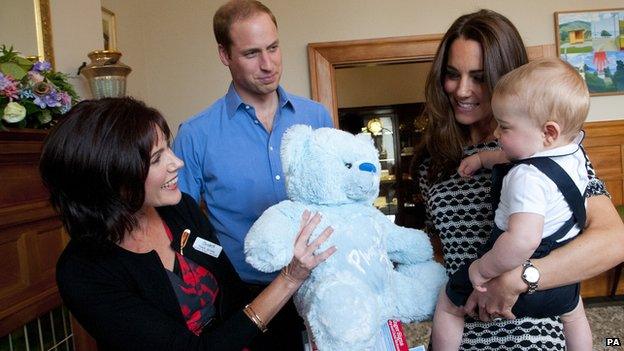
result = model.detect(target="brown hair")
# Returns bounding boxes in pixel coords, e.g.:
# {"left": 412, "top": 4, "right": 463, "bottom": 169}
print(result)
{"left": 418, "top": 9, "right": 528, "bottom": 182}
{"left": 213, "top": 0, "right": 277, "bottom": 53}
{"left": 40, "top": 98, "right": 171, "bottom": 250}
{"left": 493, "top": 58, "right": 589, "bottom": 140}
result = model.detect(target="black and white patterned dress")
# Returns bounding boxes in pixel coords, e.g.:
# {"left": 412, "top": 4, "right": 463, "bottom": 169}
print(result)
{"left": 416, "top": 141, "right": 605, "bottom": 351}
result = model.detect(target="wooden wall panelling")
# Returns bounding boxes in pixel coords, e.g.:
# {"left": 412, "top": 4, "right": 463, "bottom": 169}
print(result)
{"left": 0, "top": 130, "right": 98, "bottom": 349}
{"left": 583, "top": 120, "right": 624, "bottom": 206}
{"left": 0, "top": 130, "right": 66, "bottom": 336}
{"left": 579, "top": 120, "right": 624, "bottom": 297}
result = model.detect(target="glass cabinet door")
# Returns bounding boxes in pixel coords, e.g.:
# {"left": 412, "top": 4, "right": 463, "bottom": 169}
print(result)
{"left": 369, "top": 115, "right": 399, "bottom": 219}
{"left": 338, "top": 103, "right": 426, "bottom": 227}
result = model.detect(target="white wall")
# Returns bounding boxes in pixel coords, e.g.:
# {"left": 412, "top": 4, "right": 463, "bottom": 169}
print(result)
{"left": 0, "top": 0, "right": 38, "bottom": 57}
{"left": 100, "top": 0, "right": 148, "bottom": 100}
{"left": 50, "top": 0, "right": 102, "bottom": 100}
{"left": 49, "top": 0, "right": 624, "bottom": 133}
{"left": 336, "top": 62, "right": 432, "bottom": 108}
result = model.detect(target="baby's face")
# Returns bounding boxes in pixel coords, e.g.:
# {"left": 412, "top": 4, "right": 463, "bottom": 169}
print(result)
{"left": 492, "top": 95, "right": 545, "bottom": 160}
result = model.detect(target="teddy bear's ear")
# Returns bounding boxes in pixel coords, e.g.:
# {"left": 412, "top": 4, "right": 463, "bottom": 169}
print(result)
{"left": 281, "top": 124, "right": 314, "bottom": 173}
{"left": 355, "top": 132, "right": 374, "bottom": 145}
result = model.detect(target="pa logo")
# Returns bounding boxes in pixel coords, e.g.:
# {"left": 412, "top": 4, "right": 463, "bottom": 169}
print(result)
{"left": 606, "top": 337, "right": 621, "bottom": 346}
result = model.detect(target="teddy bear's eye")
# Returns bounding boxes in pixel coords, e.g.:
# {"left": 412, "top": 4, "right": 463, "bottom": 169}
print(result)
{"left": 344, "top": 163, "right": 352, "bottom": 169}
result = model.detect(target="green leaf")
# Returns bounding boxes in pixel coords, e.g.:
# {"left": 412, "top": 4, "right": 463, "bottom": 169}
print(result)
{"left": 38, "top": 110, "right": 52, "bottom": 124}
{"left": 0, "top": 62, "right": 27, "bottom": 80}
{"left": 22, "top": 101, "right": 40, "bottom": 114}
{"left": 14, "top": 56, "right": 34, "bottom": 70}
{"left": 0, "top": 45, "right": 19, "bottom": 63}
{"left": 48, "top": 72, "right": 80, "bottom": 100}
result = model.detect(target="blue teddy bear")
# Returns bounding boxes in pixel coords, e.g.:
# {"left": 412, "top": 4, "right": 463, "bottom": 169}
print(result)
{"left": 245, "top": 125, "right": 446, "bottom": 350}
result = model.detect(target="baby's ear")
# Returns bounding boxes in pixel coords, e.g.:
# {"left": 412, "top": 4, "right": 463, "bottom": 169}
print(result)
{"left": 543, "top": 121, "right": 561, "bottom": 146}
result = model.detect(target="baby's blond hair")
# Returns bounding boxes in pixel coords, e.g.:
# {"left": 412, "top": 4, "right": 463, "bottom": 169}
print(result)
{"left": 493, "top": 58, "right": 589, "bottom": 140}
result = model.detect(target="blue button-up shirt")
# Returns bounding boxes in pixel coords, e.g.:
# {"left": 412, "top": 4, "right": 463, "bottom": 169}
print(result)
{"left": 173, "top": 84, "right": 333, "bottom": 283}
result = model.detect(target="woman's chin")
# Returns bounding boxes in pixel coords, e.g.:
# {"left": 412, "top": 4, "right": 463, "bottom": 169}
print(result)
{"left": 454, "top": 111, "right": 484, "bottom": 126}
{"left": 145, "top": 190, "right": 182, "bottom": 208}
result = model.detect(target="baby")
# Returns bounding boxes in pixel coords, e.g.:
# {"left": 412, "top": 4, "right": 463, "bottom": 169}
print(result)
{"left": 432, "top": 58, "right": 592, "bottom": 351}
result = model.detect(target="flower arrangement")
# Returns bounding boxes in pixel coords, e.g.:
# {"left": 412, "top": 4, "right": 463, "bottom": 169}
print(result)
{"left": 0, "top": 45, "right": 78, "bottom": 130}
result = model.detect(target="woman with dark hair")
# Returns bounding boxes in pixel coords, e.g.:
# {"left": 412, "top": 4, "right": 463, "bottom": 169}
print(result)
{"left": 413, "top": 9, "right": 624, "bottom": 349}
{"left": 40, "top": 97, "right": 335, "bottom": 351}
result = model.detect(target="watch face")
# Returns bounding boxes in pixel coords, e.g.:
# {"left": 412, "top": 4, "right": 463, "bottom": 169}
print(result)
{"left": 523, "top": 266, "right": 540, "bottom": 283}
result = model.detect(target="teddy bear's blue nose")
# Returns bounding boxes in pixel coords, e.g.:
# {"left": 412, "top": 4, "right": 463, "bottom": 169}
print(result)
{"left": 358, "top": 162, "right": 377, "bottom": 173}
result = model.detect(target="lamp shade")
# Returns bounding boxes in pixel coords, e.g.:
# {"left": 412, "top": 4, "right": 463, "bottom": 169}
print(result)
{"left": 81, "top": 50, "right": 131, "bottom": 98}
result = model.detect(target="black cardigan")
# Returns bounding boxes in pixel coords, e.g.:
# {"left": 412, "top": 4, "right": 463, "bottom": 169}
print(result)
{"left": 56, "top": 193, "right": 258, "bottom": 350}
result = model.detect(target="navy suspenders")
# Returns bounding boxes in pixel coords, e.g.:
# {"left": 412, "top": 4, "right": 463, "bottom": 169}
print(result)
{"left": 486, "top": 157, "right": 585, "bottom": 257}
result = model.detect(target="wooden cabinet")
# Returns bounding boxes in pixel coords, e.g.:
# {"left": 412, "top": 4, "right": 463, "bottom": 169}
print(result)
{"left": 0, "top": 130, "right": 96, "bottom": 350}
{"left": 0, "top": 130, "right": 66, "bottom": 336}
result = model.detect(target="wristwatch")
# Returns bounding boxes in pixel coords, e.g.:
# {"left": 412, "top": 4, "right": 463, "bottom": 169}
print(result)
{"left": 521, "top": 260, "right": 539, "bottom": 294}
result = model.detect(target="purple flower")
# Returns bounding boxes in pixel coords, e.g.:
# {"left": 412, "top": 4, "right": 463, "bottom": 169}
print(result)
{"left": 32, "top": 61, "right": 52, "bottom": 72}
{"left": 33, "top": 90, "right": 61, "bottom": 109}
{"left": 59, "top": 91, "right": 71, "bottom": 105}
{"left": 59, "top": 92, "right": 72, "bottom": 114}
{"left": 0, "top": 72, "right": 10, "bottom": 89}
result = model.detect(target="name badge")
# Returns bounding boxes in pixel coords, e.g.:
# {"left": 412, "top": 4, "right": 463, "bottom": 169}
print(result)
{"left": 192, "top": 237, "right": 222, "bottom": 258}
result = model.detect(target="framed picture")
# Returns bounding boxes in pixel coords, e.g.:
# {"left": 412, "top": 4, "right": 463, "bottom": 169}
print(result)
{"left": 555, "top": 8, "right": 624, "bottom": 96}
{"left": 102, "top": 7, "right": 117, "bottom": 51}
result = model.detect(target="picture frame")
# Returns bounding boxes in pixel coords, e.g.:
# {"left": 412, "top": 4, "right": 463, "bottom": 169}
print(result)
{"left": 101, "top": 7, "right": 117, "bottom": 51}
{"left": 555, "top": 8, "right": 624, "bottom": 96}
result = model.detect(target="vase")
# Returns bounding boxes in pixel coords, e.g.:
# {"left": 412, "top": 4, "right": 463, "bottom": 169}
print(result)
{"left": 80, "top": 50, "right": 132, "bottom": 98}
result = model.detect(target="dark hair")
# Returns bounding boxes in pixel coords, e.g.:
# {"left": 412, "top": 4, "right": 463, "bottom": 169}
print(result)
{"left": 39, "top": 97, "right": 170, "bottom": 249}
{"left": 418, "top": 9, "right": 528, "bottom": 182}
{"left": 213, "top": 0, "right": 277, "bottom": 53}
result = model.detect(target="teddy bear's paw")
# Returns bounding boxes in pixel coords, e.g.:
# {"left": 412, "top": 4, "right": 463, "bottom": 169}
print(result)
{"left": 244, "top": 240, "right": 291, "bottom": 273}
{"left": 390, "top": 262, "right": 448, "bottom": 321}
{"left": 305, "top": 276, "right": 380, "bottom": 350}
{"left": 387, "top": 229, "right": 434, "bottom": 264}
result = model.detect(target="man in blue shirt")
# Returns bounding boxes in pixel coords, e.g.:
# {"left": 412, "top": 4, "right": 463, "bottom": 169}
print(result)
{"left": 174, "top": 1, "right": 332, "bottom": 349}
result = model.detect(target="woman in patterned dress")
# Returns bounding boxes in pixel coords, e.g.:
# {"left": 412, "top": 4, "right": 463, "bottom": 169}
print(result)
{"left": 413, "top": 9, "right": 624, "bottom": 350}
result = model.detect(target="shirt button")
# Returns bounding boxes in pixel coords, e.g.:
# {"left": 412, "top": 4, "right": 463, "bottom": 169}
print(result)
{"left": 275, "top": 175, "right": 281, "bottom": 181}
{"left": 269, "top": 146, "right": 274, "bottom": 151}
{"left": 245, "top": 105, "right": 250, "bottom": 109}
{"left": 254, "top": 120, "right": 259, "bottom": 124}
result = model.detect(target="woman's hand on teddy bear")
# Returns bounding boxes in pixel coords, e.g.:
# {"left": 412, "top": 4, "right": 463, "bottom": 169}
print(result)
{"left": 281, "top": 210, "right": 336, "bottom": 285}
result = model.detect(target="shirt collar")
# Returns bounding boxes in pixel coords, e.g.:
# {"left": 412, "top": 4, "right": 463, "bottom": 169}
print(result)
{"left": 224, "top": 83, "right": 294, "bottom": 119}
{"left": 276, "top": 85, "right": 294, "bottom": 111}
{"left": 225, "top": 83, "right": 244, "bottom": 119}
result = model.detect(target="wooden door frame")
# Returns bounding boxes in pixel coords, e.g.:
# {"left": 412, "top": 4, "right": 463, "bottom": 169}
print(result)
{"left": 307, "top": 34, "right": 556, "bottom": 125}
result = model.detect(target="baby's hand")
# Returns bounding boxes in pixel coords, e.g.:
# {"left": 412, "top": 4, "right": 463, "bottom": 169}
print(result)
{"left": 458, "top": 153, "right": 483, "bottom": 178}
{"left": 468, "top": 259, "right": 490, "bottom": 292}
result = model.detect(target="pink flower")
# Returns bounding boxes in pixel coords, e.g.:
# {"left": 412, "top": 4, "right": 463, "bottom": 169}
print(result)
{"left": 59, "top": 91, "right": 71, "bottom": 105}
{"left": 28, "top": 71, "right": 45, "bottom": 83}
{"left": 0, "top": 73, "right": 19, "bottom": 100}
